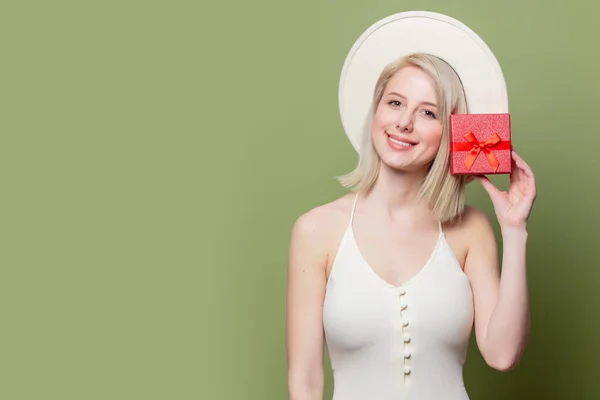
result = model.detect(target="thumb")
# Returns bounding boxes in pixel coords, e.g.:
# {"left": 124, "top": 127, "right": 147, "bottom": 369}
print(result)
{"left": 476, "top": 176, "right": 502, "bottom": 199}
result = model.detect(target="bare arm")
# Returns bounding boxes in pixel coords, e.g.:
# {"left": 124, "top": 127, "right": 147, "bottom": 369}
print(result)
{"left": 286, "top": 211, "right": 328, "bottom": 399}
{"left": 464, "top": 209, "right": 530, "bottom": 371}
{"left": 466, "top": 151, "right": 536, "bottom": 371}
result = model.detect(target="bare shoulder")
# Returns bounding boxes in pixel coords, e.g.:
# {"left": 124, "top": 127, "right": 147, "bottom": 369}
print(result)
{"left": 289, "top": 193, "right": 356, "bottom": 266}
{"left": 459, "top": 205, "right": 495, "bottom": 237}
{"left": 443, "top": 204, "right": 492, "bottom": 232}
{"left": 443, "top": 205, "right": 496, "bottom": 268}
{"left": 291, "top": 193, "right": 355, "bottom": 241}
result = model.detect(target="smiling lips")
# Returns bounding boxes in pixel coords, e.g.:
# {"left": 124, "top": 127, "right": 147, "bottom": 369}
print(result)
{"left": 386, "top": 132, "right": 417, "bottom": 149}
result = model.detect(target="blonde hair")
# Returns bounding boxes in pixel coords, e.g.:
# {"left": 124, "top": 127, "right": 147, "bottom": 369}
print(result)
{"left": 337, "top": 53, "right": 470, "bottom": 223}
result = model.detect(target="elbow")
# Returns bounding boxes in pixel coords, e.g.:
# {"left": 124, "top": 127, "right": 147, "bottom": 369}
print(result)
{"left": 486, "top": 357, "right": 520, "bottom": 372}
{"left": 484, "top": 351, "right": 524, "bottom": 372}
{"left": 483, "top": 328, "right": 530, "bottom": 372}
{"left": 288, "top": 370, "right": 324, "bottom": 400}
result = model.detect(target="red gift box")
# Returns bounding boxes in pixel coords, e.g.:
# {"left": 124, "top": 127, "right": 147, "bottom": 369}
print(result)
{"left": 449, "top": 114, "right": 512, "bottom": 175}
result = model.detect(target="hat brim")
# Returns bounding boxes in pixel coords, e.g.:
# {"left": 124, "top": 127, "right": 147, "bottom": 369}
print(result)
{"left": 338, "top": 11, "right": 509, "bottom": 152}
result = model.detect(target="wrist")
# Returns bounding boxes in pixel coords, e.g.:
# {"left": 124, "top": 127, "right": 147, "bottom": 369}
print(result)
{"left": 500, "top": 223, "right": 528, "bottom": 238}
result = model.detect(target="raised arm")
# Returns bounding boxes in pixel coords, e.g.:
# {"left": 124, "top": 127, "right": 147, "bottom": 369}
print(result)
{"left": 465, "top": 151, "right": 536, "bottom": 371}
{"left": 286, "top": 211, "right": 329, "bottom": 400}
{"left": 463, "top": 208, "right": 530, "bottom": 371}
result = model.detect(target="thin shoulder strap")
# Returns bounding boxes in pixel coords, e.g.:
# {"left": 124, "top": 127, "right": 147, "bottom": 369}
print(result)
{"left": 349, "top": 192, "right": 359, "bottom": 225}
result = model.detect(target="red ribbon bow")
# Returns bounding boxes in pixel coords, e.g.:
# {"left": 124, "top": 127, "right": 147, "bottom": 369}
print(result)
{"left": 451, "top": 131, "right": 511, "bottom": 173}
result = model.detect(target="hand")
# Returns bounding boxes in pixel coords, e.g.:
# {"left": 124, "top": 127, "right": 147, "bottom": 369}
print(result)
{"left": 477, "top": 151, "right": 537, "bottom": 230}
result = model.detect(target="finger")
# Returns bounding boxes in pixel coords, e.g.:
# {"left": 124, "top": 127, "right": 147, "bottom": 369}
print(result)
{"left": 511, "top": 154, "right": 534, "bottom": 190}
{"left": 512, "top": 151, "right": 535, "bottom": 179}
{"left": 511, "top": 152, "right": 537, "bottom": 199}
{"left": 477, "top": 175, "right": 503, "bottom": 198}
{"left": 514, "top": 157, "right": 532, "bottom": 176}
{"left": 510, "top": 151, "right": 528, "bottom": 183}
{"left": 516, "top": 162, "right": 535, "bottom": 186}
{"left": 510, "top": 157, "right": 524, "bottom": 185}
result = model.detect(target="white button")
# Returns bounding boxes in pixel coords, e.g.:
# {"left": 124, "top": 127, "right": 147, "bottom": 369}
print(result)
{"left": 398, "top": 287, "right": 406, "bottom": 295}
{"left": 403, "top": 333, "right": 411, "bottom": 343}
{"left": 402, "top": 319, "right": 409, "bottom": 327}
{"left": 404, "top": 366, "right": 411, "bottom": 375}
{"left": 400, "top": 303, "right": 408, "bottom": 310}
{"left": 404, "top": 350, "right": 411, "bottom": 359}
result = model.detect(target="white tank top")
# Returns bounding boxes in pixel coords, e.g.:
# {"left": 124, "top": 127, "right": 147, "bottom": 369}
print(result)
{"left": 323, "top": 193, "right": 474, "bottom": 399}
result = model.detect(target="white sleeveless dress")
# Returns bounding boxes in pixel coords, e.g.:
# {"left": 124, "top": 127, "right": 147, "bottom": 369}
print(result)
{"left": 323, "top": 193, "right": 474, "bottom": 399}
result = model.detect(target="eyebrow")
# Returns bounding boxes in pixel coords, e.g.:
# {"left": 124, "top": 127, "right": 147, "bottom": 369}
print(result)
{"left": 386, "top": 92, "right": 438, "bottom": 108}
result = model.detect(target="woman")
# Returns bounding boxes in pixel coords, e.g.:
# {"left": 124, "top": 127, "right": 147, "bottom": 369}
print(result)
{"left": 286, "top": 12, "right": 536, "bottom": 400}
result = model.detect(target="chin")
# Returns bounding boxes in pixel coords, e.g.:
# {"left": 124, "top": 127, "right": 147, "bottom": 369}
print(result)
{"left": 385, "top": 162, "right": 427, "bottom": 173}
{"left": 378, "top": 151, "right": 434, "bottom": 173}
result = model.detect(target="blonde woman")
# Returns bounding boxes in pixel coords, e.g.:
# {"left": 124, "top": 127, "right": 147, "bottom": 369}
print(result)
{"left": 286, "top": 12, "right": 536, "bottom": 400}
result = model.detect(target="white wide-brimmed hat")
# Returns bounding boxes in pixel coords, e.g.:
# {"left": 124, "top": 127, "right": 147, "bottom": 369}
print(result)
{"left": 338, "top": 11, "right": 509, "bottom": 152}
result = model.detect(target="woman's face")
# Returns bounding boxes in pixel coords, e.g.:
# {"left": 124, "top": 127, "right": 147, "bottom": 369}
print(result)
{"left": 371, "top": 66, "right": 443, "bottom": 172}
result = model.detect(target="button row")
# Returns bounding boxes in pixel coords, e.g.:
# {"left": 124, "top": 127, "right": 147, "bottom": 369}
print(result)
{"left": 397, "top": 287, "right": 411, "bottom": 376}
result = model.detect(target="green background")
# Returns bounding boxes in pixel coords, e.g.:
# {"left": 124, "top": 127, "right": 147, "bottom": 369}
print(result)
{"left": 2, "top": 0, "right": 598, "bottom": 399}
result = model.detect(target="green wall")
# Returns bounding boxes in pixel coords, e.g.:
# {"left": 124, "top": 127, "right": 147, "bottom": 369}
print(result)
{"left": 3, "top": 1, "right": 599, "bottom": 399}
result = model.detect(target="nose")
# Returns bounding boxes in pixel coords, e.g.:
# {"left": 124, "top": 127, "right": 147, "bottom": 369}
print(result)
{"left": 396, "top": 112, "right": 413, "bottom": 133}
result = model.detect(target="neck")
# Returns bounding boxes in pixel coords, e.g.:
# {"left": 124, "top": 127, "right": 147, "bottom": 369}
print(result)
{"left": 362, "top": 164, "right": 432, "bottom": 221}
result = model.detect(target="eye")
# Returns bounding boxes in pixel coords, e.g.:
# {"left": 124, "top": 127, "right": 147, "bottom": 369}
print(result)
{"left": 422, "top": 109, "right": 437, "bottom": 119}
{"left": 388, "top": 100, "right": 402, "bottom": 107}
